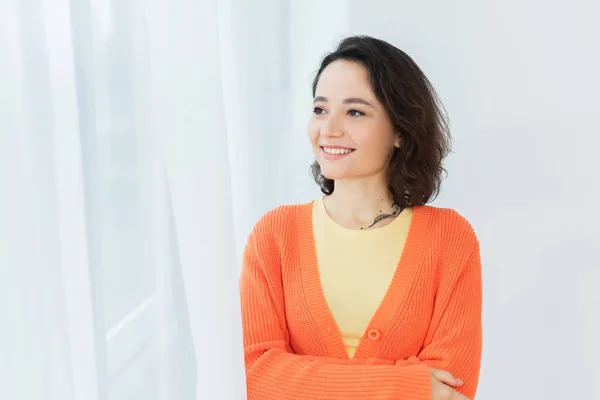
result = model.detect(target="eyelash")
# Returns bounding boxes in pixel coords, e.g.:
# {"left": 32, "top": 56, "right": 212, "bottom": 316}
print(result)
{"left": 348, "top": 109, "right": 365, "bottom": 117}
{"left": 312, "top": 107, "right": 325, "bottom": 115}
{"left": 312, "top": 107, "right": 365, "bottom": 117}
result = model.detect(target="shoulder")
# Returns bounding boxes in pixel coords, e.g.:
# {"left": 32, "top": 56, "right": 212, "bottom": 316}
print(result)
{"left": 250, "top": 202, "right": 311, "bottom": 236}
{"left": 419, "top": 205, "right": 480, "bottom": 260}
{"left": 426, "top": 206, "right": 478, "bottom": 239}
{"left": 243, "top": 202, "right": 312, "bottom": 278}
{"left": 246, "top": 201, "right": 312, "bottom": 251}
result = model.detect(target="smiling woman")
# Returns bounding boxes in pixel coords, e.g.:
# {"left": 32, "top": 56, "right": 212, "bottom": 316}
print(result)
{"left": 309, "top": 37, "right": 450, "bottom": 208}
{"left": 240, "top": 35, "right": 482, "bottom": 400}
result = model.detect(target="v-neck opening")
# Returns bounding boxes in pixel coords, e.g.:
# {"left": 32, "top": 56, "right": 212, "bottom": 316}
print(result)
{"left": 295, "top": 200, "right": 432, "bottom": 360}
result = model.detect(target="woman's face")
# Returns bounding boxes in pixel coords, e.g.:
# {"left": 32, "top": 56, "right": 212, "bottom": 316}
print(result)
{"left": 308, "top": 60, "right": 399, "bottom": 182}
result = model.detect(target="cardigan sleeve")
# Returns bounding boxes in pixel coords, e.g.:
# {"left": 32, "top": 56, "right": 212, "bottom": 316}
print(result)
{"left": 411, "top": 244, "right": 483, "bottom": 399}
{"left": 240, "top": 231, "right": 432, "bottom": 400}
{"left": 394, "top": 242, "right": 483, "bottom": 399}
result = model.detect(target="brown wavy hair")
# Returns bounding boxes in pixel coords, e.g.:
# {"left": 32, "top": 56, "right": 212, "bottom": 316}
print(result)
{"left": 310, "top": 35, "right": 451, "bottom": 208}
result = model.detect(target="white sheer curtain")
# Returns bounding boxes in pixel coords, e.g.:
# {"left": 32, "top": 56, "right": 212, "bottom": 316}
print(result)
{"left": 143, "top": 0, "right": 246, "bottom": 398}
{"left": 0, "top": 0, "right": 348, "bottom": 399}
{"left": 1, "top": 1, "right": 100, "bottom": 399}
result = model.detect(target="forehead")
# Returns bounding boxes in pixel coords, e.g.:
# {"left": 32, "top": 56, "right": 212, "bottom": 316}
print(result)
{"left": 315, "top": 60, "right": 374, "bottom": 99}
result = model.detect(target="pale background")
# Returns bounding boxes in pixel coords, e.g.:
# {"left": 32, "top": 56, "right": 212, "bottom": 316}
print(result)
{"left": 1, "top": 0, "right": 598, "bottom": 399}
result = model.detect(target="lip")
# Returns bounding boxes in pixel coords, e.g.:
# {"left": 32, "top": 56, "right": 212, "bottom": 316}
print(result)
{"left": 320, "top": 144, "right": 354, "bottom": 149}
{"left": 319, "top": 145, "right": 355, "bottom": 161}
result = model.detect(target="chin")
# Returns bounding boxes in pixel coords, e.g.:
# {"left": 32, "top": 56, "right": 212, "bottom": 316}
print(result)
{"left": 320, "top": 167, "right": 349, "bottom": 181}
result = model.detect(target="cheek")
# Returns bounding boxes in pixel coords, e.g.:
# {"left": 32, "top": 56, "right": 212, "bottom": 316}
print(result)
{"left": 354, "top": 131, "right": 395, "bottom": 163}
{"left": 355, "top": 129, "right": 391, "bottom": 152}
{"left": 307, "top": 120, "right": 320, "bottom": 145}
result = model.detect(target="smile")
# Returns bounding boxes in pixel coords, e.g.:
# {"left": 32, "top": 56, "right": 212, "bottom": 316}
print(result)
{"left": 320, "top": 146, "right": 355, "bottom": 160}
{"left": 321, "top": 146, "right": 355, "bottom": 155}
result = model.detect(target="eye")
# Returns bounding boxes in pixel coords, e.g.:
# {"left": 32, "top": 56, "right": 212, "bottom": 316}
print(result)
{"left": 312, "top": 106, "right": 326, "bottom": 115}
{"left": 348, "top": 109, "right": 365, "bottom": 117}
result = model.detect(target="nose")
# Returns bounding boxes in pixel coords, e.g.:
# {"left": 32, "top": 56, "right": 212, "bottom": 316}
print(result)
{"left": 320, "top": 115, "right": 343, "bottom": 137}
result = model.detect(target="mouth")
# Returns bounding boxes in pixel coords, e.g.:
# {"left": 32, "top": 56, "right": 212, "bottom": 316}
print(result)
{"left": 320, "top": 146, "right": 355, "bottom": 155}
{"left": 320, "top": 145, "right": 355, "bottom": 160}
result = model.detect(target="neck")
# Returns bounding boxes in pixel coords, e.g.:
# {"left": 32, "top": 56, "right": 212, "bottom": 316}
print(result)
{"left": 323, "top": 175, "right": 397, "bottom": 229}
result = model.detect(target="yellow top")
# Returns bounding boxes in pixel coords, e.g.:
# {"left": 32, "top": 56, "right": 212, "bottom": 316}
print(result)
{"left": 312, "top": 197, "right": 413, "bottom": 358}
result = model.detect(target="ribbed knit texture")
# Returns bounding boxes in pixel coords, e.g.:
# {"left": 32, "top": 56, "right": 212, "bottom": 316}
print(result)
{"left": 240, "top": 202, "right": 482, "bottom": 400}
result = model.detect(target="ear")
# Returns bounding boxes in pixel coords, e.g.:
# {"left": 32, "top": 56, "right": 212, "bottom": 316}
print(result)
{"left": 393, "top": 135, "right": 401, "bottom": 148}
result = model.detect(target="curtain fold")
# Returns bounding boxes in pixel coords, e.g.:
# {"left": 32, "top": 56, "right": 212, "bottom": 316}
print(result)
{"left": 0, "top": 1, "right": 99, "bottom": 399}
{"left": 143, "top": 0, "right": 246, "bottom": 397}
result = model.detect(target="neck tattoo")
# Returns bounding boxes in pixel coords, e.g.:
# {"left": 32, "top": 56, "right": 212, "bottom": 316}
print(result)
{"left": 360, "top": 202, "right": 402, "bottom": 230}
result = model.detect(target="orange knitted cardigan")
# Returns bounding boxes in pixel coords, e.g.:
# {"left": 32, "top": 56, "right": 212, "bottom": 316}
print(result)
{"left": 240, "top": 202, "right": 482, "bottom": 399}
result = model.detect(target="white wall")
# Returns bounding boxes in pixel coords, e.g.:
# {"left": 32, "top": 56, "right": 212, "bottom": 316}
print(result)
{"left": 347, "top": 1, "right": 600, "bottom": 399}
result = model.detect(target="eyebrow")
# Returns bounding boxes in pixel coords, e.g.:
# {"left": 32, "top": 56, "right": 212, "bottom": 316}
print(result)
{"left": 313, "top": 96, "right": 375, "bottom": 108}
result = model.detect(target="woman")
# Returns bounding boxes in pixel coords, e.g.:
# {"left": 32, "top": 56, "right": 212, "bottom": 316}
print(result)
{"left": 240, "top": 35, "right": 482, "bottom": 400}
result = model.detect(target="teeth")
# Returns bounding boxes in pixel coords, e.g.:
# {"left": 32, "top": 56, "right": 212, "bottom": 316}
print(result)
{"left": 323, "top": 147, "right": 352, "bottom": 155}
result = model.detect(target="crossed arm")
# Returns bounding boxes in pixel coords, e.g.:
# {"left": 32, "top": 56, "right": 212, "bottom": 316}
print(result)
{"left": 240, "top": 234, "right": 482, "bottom": 400}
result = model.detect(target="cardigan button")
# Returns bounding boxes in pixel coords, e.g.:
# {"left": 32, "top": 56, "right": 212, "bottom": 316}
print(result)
{"left": 366, "top": 328, "right": 381, "bottom": 341}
